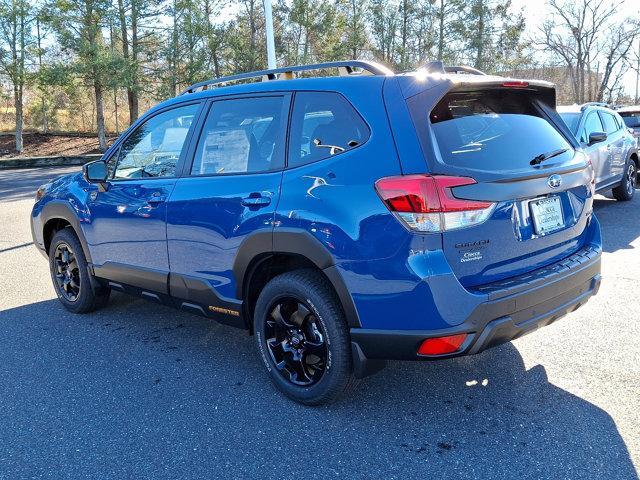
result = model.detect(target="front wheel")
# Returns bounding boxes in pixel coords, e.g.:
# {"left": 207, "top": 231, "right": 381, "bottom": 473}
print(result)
{"left": 612, "top": 159, "right": 637, "bottom": 201}
{"left": 253, "top": 269, "right": 357, "bottom": 405}
{"left": 49, "top": 228, "right": 110, "bottom": 313}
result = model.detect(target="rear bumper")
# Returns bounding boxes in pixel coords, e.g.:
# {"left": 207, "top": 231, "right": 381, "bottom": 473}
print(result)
{"left": 350, "top": 243, "right": 601, "bottom": 362}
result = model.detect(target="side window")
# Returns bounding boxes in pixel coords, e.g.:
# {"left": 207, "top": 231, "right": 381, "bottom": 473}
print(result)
{"left": 190, "top": 96, "right": 285, "bottom": 175}
{"left": 600, "top": 112, "right": 619, "bottom": 135}
{"left": 614, "top": 114, "right": 624, "bottom": 130}
{"left": 112, "top": 104, "right": 198, "bottom": 180}
{"left": 581, "top": 112, "right": 604, "bottom": 143}
{"left": 288, "top": 92, "right": 370, "bottom": 168}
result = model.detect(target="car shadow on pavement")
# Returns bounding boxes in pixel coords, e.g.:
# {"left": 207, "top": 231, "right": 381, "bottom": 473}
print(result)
{"left": 594, "top": 189, "right": 640, "bottom": 253}
{"left": 0, "top": 294, "right": 636, "bottom": 478}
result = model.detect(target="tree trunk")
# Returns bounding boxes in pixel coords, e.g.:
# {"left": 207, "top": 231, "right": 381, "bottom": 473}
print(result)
{"left": 437, "top": 0, "right": 445, "bottom": 61}
{"left": 475, "top": 1, "right": 484, "bottom": 71}
{"left": 129, "top": 0, "right": 139, "bottom": 122}
{"left": 117, "top": 0, "right": 136, "bottom": 125}
{"left": 94, "top": 81, "right": 107, "bottom": 151}
{"left": 14, "top": 86, "right": 23, "bottom": 153}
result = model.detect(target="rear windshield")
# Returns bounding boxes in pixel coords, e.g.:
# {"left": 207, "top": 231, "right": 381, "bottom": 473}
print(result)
{"left": 559, "top": 112, "right": 581, "bottom": 133}
{"left": 430, "top": 91, "right": 573, "bottom": 171}
{"left": 621, "top": 113, "right": 640, "bottom": 128}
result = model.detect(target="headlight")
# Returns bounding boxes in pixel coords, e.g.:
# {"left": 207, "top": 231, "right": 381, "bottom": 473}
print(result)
{"left": 35, "top": 183, "right": 51, "bottom": 202}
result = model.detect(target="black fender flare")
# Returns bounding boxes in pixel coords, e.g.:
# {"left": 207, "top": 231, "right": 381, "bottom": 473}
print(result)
{"left": 233, "top": 228, "right": 361, "bottom": 328}
{"left": 40, "top": 201, "right": 93, "bottom": 263}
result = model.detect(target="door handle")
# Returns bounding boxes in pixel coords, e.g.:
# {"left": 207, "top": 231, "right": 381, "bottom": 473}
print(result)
{"left": 147, "top": 192, "right": 167, "bottom": 205}
{"left": 242, "top": 194, "right": 271, "bottom": 207}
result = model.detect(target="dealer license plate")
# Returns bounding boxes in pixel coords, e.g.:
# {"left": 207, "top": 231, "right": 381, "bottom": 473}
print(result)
{"left": 530, "top": 196, "right": 564, "bottom": 235}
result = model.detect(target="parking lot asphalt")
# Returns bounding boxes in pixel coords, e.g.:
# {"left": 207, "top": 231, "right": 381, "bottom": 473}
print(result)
{"left": 0, "top": 166, "right": 638, "bottom": 480}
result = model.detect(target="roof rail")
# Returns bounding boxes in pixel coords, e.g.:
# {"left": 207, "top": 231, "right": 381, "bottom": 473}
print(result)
{"left": 180, "top": 60, "right": 394, "bottom": 95}
{"left": 580, "top": 101, "right": 609, "bottom": 111}
{"left": 421, "top": 61, "right": 487, "bottom": 76}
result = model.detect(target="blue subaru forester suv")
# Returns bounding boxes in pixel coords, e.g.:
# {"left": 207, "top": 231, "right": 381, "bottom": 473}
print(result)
{"left": 31, "top": 61, "right": 602, "bottom": 405}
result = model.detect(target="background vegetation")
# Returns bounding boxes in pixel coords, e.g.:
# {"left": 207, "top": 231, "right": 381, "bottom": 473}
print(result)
{"left": 0, "top": 0, "right": 639, "bottom": 153}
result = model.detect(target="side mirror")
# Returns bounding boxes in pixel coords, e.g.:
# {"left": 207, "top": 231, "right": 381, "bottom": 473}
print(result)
{"left": 83, "top": 160, "right": 109, "bottom": 191}
{"left": 588, "top": 131, "right": 607, "bottom": 145}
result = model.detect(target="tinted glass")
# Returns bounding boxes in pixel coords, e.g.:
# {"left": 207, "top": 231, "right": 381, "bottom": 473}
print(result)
{"left": 559, "top": 112, "right": 581, "bottom": 134}
{"left": 581, "top": 112, "right": 605, "bottom": 143}
{"left": 113, "top": 104, "right": 198, "bottom": 179}
{"left": 288, "top": 92, "right": 369, "bottom": 168}
{"left": 191, "top": 96, "right": 285, "bottom": 175}
{"left": 600, "top": 112, "right": 619, "bottom": 134}
{"left": 621, "top": 114, "right": 640, "bottom": 128}
{"left": 430, "top": 91, "right": 572, "bottom": 170}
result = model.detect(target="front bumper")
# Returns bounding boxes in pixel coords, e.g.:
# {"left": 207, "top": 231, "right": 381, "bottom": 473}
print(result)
{"left": 350, "top": 243, "right": 601, "bottom": 362}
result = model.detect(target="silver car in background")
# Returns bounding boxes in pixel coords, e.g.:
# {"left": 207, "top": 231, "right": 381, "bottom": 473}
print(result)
{"left": 558, "top": 103, "right": 638, "bottom": 201}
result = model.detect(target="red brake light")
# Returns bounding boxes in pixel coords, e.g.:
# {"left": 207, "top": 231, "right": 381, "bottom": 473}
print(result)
{"left": 375, "top": 175, "right": 495, "bottom": 232}
{"left": 502, "top": 80, "right": 529, "bottom": 88}
{"left": 418, "top": 334, "right": 468, "bottom": 356}
{"left": 375, "top": 175, "right": 491, "bottom": 213}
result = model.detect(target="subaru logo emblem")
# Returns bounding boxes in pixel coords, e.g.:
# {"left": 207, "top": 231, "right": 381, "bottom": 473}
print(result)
{"left": 548, "top": 174, "right": 562, "bottom": 189}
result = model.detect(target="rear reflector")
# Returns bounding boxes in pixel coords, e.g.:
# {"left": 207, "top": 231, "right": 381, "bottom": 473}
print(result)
{"left": 418, "top": 334, "right": 468, "bottom": 356}
{"left": 375, "top": 175, "right": 495, "bottom": 232}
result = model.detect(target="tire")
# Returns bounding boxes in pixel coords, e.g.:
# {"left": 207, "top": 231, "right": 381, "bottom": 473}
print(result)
{"left": 612, "top": 158, "right": 637, "bottom": 201}
{"left": 48, "top": 228, "right": 110, "bottom": 314}
{"left": 253, "top": 269, "right": 357, "bottom": 405}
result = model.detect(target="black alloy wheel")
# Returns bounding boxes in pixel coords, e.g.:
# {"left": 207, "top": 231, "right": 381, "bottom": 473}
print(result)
{"left": 53, "top": 242, "right": 81, "bottom": 302}
{"left": 264, "top": 297, "right": 328, "bottom": 386}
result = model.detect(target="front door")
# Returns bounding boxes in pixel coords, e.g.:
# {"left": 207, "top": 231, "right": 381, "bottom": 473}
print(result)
{"left": 83, "top": 102, "right": 201, "bottom": 291}
{"left": 580, "top": 111, "right": 610, "bottom": 186}
{"left": 166, "top": 94, "right": 290, "bottom": 314}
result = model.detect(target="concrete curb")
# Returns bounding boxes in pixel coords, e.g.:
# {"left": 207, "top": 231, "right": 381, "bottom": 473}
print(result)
{"left": 0, "top": 154, "right": 102, "bottom": 169}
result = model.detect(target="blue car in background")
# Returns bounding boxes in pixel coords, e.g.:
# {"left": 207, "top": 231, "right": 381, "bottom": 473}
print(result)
{"left": 31, "top": 61, "right": 602, "bottom": 405}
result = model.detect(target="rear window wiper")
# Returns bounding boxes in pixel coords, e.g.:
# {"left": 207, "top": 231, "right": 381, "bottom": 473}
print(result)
{"left": 530, "top": 148, "right": 569, "bottom": 165}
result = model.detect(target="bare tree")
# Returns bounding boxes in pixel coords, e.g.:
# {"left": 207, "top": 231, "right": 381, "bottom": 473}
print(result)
{"left": 0, "top": 0, "right": 32, "bottom": 153}
{"left": 537, "top": 0, "right": 628, "bottom": 104}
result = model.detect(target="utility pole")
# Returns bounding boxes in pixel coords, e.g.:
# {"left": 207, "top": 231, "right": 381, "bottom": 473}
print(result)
{"left": 263, "top": 0, "right": 276, "bottom": 69}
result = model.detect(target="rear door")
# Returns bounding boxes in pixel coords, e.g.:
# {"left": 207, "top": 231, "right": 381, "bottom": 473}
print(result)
{"left": 166, "top": 94, "right": 290, "bottom": 307}
{"left": 407, "top": 86, "right": 594, "bottom": 287}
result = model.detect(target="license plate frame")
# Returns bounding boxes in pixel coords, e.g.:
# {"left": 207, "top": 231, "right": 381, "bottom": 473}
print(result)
{"left": 530, "top": 196, "right": 564, "bottom": 236}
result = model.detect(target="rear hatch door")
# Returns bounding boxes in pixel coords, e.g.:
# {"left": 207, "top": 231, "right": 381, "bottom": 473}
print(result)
{"left": 405, "top": 79, "right": 594, "bottom": 287}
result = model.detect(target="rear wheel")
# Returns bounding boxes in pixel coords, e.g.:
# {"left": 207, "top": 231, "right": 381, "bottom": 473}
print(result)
{"left": 253, "top": 269, "right": 357, "bottom": 405}
{"left": 49, "top": 228, "right": 110, "bottom": 313}
{"left": 612, "top": 159, "right": 637, "bottom": 201}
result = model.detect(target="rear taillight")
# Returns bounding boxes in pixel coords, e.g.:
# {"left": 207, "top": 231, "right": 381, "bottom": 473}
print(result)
{"left": 375, "top": 175, "right": 495, "bottom": 232}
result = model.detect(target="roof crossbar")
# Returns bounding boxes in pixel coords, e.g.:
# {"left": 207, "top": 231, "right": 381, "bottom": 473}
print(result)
{"left": 180, "top": 60, "right": 394, "bottom": 95}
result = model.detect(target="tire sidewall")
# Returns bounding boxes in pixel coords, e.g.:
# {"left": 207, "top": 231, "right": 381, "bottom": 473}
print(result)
{"left": 254, "top": 273, "right": 351, "bottom": 404}
{"left": 49, "top": 228, "right": 94, "bottom": 313}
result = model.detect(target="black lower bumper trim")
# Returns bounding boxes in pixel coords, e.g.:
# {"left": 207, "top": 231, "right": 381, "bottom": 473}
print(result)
{"left": 350, "top": 248, "right": 601, "bottom": 362}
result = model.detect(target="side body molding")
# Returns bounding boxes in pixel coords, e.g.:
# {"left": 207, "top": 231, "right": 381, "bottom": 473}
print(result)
{"left": 233, "top": 228, "right": 361, "bottom": 328}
